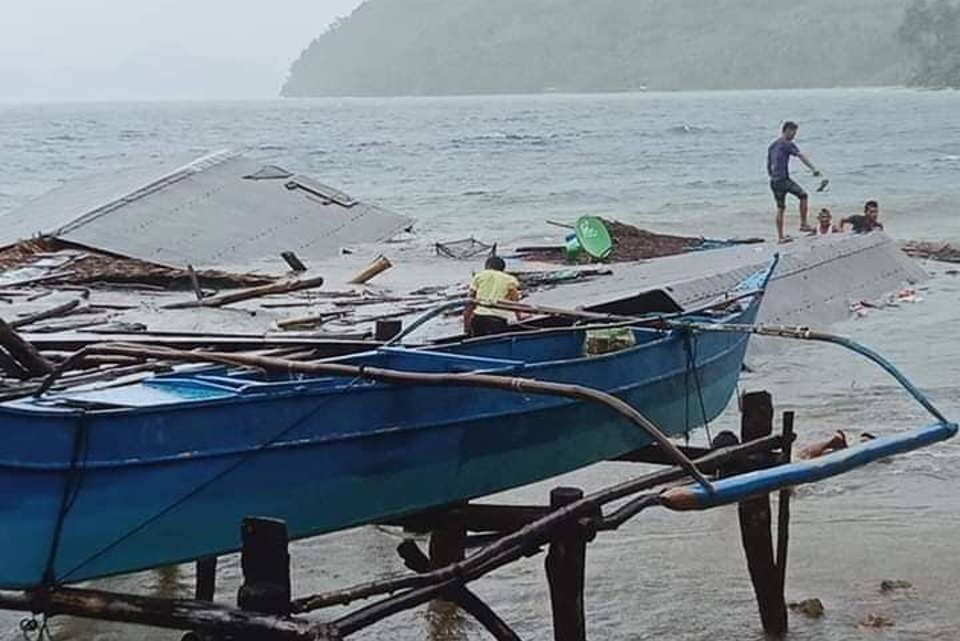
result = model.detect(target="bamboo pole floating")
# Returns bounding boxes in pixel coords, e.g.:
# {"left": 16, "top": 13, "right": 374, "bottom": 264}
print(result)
{"left": 38, "top": 342, "right": 711, "bottom": 490}
{"left": 347, "top": 255, "right": 391, "bottom": 285}
{"left": 163, "top": 276, "right": 325, "bottom": 310}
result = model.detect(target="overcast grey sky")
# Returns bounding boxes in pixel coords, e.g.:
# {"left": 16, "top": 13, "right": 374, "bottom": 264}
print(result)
{"left": 0, "top": 0, "right": 365, "bottom": 101}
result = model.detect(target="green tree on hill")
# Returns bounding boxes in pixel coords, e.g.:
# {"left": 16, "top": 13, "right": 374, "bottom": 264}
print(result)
{"left": 283, "top": 0, "right": 914, "bottom": 96}
{"left": 898, "top": 0, "right": 960, "bottom": 87}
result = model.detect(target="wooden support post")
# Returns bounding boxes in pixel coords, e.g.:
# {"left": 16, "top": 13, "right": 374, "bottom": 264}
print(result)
{"left": 237, "top": 518, "right": 291, "bottom": 616}
{"left": 545, "top": 487, "right": 591, "bottom": 641}
{"left": 428, "top": 520, "right": 467, "bottom": 569}
{"left": 196, "top": 557, "right": 218, "bottom": 602}
{"left": 776, "top": 411, "right": 795, "bottom": 596}
{"left": 738, "top": 392, "right": 787, "bottom": 637}
{"left": 183, "top": 557, "right": 219, "bottom": 641}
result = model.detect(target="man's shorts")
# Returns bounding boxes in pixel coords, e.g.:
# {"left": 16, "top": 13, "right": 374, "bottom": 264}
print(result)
{"left": 770, "top": 178, "right": 807, "bottom": 209}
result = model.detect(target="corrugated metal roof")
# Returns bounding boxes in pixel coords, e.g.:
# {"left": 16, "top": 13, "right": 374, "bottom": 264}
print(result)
{"left": 0, "top": 151, "right": 413, "bottom": 270}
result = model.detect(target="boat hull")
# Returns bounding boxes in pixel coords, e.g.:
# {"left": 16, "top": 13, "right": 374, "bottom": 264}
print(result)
{"left": 0, "top": 307, "right": 755, "bottom": 588}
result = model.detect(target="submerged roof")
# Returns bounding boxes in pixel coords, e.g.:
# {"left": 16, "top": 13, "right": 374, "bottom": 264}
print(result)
{"left": 0, "top": 151, "right": 413, "bottom": 270}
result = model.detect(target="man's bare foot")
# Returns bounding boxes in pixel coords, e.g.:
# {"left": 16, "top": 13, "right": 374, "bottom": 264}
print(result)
{"left": 799, "top": 224, "right": 814, "bottom": 232}
{"left": 778, "top": 235, "right": 794, "bottom": 244}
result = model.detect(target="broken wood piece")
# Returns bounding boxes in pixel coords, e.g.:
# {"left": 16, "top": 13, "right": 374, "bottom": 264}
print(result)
{"left": 0, "top": 348, "right": 31, "bottom": 380}
{"left": 10, "top": 299, "right": 82, "bottom": 329}
{"left": 276, "top": 311, "right": 349, "bottom": 330}
{"left": 0, "top": 317, "right": 54, "bottom": 376}
{"left": 281, "top": 251, "right": 308, "bottom": 273}
{"left": 348, "top": 255, "right": 392, "bottom": 285}
{"left": 163, "top": 275, "right": 325, "bottom": 310}
{"left": 1, "top": 270, "right": 78, "bottom": 288}
{"left": 187, "top": 265, "right": 204, "bottom": 301}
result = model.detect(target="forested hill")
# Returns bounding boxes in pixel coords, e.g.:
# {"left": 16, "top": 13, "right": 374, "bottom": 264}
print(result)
{"left": 282, "top": 0, "right": 916, "bottom": 96}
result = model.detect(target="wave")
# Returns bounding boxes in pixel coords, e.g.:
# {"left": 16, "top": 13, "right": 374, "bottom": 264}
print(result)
{"left": 449, "top": 132, "right": 563, "bottom": 147}
{"left": 666, "top": 124, "right": 714, "bottom": 135}
{"left": 350, "top": 140, "right": 391, "bottom": 149}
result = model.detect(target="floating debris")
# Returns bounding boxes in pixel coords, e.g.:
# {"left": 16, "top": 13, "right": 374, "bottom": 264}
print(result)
{"left": 515, "top": 218, "right": 761, "bottom": 264}
{"left": 435, "top": 237, "right": 495, "bottom": 260}
{"left": 880, "top": 579, "right": 913, "bottom": 593}
{"left": 788, "top": 598, "right": 825, "bottom": 618}
{"left": 902, "top": 240, "right": 960, "bottom": 264}
{"left": 859, "top": 612, "right": 895, "bottom": 628}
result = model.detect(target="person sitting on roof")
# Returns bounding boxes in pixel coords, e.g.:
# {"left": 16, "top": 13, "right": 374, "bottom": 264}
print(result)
{"left": 463, "top": 255, "right": 521, "bottom": 337}
{"left": 813, "top": 208, "right": 839, "bottom": 235}
{"left": 841, "top": 200, "right": 885, "bottom": 233}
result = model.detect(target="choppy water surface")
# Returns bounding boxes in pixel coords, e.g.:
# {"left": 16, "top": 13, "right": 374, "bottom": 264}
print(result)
{"left": 1, "top": 89, "right": 959, "bottom": 640}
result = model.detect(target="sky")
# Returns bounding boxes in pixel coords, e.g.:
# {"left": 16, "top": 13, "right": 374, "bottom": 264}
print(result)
{"left": 0, "top": 0, "right": 365, "bottom": 101}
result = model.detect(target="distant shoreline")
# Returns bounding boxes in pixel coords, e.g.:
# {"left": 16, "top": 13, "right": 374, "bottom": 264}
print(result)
{"left": 5, "top": 85, "right": 954, "bottom": 106}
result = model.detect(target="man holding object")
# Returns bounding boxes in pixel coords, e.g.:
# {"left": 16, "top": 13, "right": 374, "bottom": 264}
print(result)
{"left": 767, "top": 121, "right": 822, "bottom": 243}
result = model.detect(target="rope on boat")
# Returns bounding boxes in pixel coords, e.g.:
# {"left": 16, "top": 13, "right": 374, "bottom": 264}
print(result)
{"left": 42, "top": 411, "right": 90, "bottom": 587}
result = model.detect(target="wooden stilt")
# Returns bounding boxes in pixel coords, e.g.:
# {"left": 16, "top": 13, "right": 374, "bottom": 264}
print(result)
{"left": 237, "top": 518, "right": 291, "bottom": 616}
{"left": 545, "top": 487, "right": 590, "bottom": 641}
{"left": 196, "top": 557, "right": 218, "bottom": 602}
{"left": 776, "top": 411, "right": 795, "bottom": 596}
{"left": 428, "top": 519, "right": 467, "bottom": 569}
{"left": 738, "top": 391, "right": 787, "bottom": 637}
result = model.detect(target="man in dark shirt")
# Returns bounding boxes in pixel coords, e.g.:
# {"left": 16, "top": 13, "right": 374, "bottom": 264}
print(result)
{"left": 841, "top": 200, "right": 885, "bottom": 233}
{"left": 767, "top": 121, "right": 822, "bottom": 243}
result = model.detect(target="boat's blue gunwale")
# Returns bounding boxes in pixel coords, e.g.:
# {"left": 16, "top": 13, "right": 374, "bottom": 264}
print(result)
{"left": 0, "top": 307, "right": 747, "bottom": 420}
{"left": 0, "top": 329, "right": 748, "bottom": 471}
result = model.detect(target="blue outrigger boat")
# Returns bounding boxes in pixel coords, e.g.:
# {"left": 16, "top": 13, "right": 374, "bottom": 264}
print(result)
{"left": 0, "top": 266, "right": 773, "bottom": 589}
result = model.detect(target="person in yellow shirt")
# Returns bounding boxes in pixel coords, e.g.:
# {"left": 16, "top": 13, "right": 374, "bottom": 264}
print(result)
{"left": 463, "top": 255, "right": 521, "bottom": 337}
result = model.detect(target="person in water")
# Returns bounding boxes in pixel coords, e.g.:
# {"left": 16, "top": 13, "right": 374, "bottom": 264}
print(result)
{"left": 767, "top": 121, "right": 822, "bottom": 243}
{"left": 463, "top": 255, "right": 521, "bottom": 337}
{"left": 841, "top": 200, "right": 884, "bottom": 233}
{"left": 814, "top": 208, "right": 838, "bottom": 235}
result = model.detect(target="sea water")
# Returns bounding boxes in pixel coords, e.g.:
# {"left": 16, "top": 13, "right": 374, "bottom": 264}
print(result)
{"left": 1, "top": 88, "right": 959, "bottom": 640}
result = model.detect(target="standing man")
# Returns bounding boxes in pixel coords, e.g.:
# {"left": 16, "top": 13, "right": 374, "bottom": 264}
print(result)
{"left": 767, "top": 121, "right": 822, "bottom": 243}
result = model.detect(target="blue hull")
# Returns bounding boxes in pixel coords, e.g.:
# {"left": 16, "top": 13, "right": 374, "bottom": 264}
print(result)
{"left": 0, "top": 302, "right": 758, "bottom": 588}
